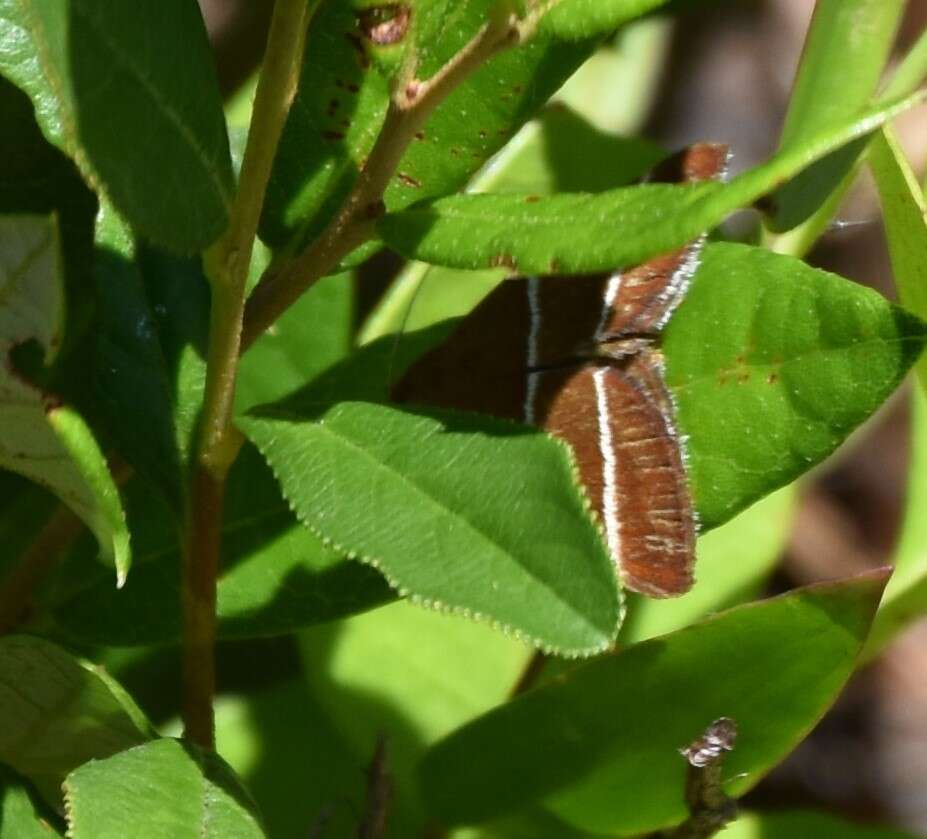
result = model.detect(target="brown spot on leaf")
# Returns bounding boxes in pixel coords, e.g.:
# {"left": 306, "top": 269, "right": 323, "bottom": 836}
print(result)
{"left": 327, "top": 98, "right": 340, "bottom": 114}
{"left": 449, "top": 147, "right": 460, "bottom": 157}
{"left": 737, "top": 371, "right": 750, "bottom": 384}
{"left": 414, "top": 131, "right": 425, "bottom": 141}
{"left": 347, "top": 82, "right": 361, "bottom": 94}
{"left": 766, "top": 371, "right": 779, "bottom": 384}
{"left": 322, "top": 130, "right": 345, "bottom": 141}
{"left": 397, "top": 172, "right": 421, "bottom": 188}
{"left": 525, "top": 195, "right": 540, "bottom": 203}
{"left": 478, "top": 129, "right": 487, "bottom": 139}
{"left": 489, "top": 253, "right": 518, "bottom": 270}
{"left": 549, "top": 259, "right": 561, "bottom": 273}
{"left": 358, "top": 4, "right": 411, "bottom": 46}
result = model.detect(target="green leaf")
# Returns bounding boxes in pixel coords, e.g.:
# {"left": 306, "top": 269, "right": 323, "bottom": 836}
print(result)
{"left": 210, "top": 683, "right": 363, "bottom": 839}
{"left": 725, "top": 810, "right": 920, "bottom": 839}
{"left": 552, "top": 16, "right": 671, "bottom": 135}
{"left": 621, "top": 485, "right": 795, "bottom": 643}
{"left": 869, "top": 127, "right": 927, "bottom": 385}
{"left": 0, "top": 766, "right": 63, "bottom": 838}
{"left": 0, "top": 636, "right": 151, "bottom": 806}
{"left": 239, "top": 402, "right": 621, "bottom": 656}
{"left": 882, "top": 29, "right": 927, "bottom": 101}
{"left": 361, "top": 107, "right": 664, "bottom": 343}
{"left": 94, "top": 204, "right": 184, "bottom": 511}
{"left": 64, "top": 739, "right": 265, "bottom": 839}
{"left": 665, "top": 242, "right": 926, "bottom": 529}
{"left": 261, "top": 2, "right": 593, "bottom": 251}
{"left": 766, "top": 0, "right": 904, "bottom": 232}
{"left": 46, "top": 444, "right": 392, "bottom": 646}
{"left": 538, "top": 0, "right": 673, "bottom": 40}
{"left": 0, "top": 215, "right": 130, "bottom": 582}
{"left": 378, "top": 92, "right": 924, "bottom": 273}
{"left": 0, "top": 0, "right": 233, "bottom": 252}
{"left": 863, "top": 127, "right": 927, "bottom": 655}
{"left": 865, "top": 388, "right": 927, "bottom": 659}
{"left": 236, "top": 271, "right": 355, "bottom": 413}
{"left": 419, "top": 572, "right": 889, "bottom": 834}
{"left": 298, "top": 600, "right": 531, "bottom": 834}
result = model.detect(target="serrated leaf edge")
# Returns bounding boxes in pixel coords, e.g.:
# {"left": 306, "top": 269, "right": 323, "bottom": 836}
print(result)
{"left": 239, "top": 410, "right": 624, "bottom": 659}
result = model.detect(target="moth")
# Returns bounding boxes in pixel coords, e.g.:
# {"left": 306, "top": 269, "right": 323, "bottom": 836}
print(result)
{"left": 394, "top": 143, "right": 730, "bottom": 597}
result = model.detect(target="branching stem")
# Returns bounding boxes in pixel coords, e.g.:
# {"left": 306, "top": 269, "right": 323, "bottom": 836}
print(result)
{"left": 181, "top": 0, "right": 312, "bottom": 749}
{"left": 241, "top": 9, "right": 523, "bottom": 350}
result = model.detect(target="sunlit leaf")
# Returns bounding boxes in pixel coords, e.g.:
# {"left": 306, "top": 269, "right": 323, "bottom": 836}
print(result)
{"left": 239, "top": 402, "right": 621, "bottom": 656}
{"left": 64, "top": 739, "right": 265, "bottom": 839}
{"left": 420, "top": 572, "right": 888, "bottom": 834}
{"left": 378, "top": 93, "right": 923, "bottom": 273}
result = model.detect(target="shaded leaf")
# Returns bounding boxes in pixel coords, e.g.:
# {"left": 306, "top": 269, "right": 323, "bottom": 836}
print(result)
{"left": 378, "top": 93, "right": 923, "bottom": 273}
{"left": 725, "top": 810, "right": 919, "bottom": 839}
{"left": 209, "top": 684, "right": 363, "bottom": 839}
{"left": 420, "top": 572, "right": 888, "bottom": 834}
{"left": 0, "top": 766, "right": 63, "bottom": 838}
{"left": 0, "top": 0, "right": 233, "bottom": 252}
{"left": 0, "top": 75, "right": 96, "bottom": 270}
{"left": 0, "top": 636, "right": 151, "bottom": 806}
{"left": 46, "top": 444, "right": 393, "bottom": 646}
{"left": 64, "top": 739, "right": 265, "bottom": 839}
{"left": 0, "top": 215, "right": 129, "bottom": 581}
{"left": 94, "top": 204, "right": 184, "bottom": 511}
{"left": 236, "top": 271, "right": 355, "bottom": 412}
{"left": 239, "top": 402, "right": 621, "bottom": 656}
{"left": 298, "top": 600, "right": 530, "bottom": 834}
{"left": 767, "top": 0, "right": 905, "bottom": 232}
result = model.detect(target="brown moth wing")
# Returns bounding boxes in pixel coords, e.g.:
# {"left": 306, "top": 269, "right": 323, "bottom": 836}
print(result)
{"left": 392, "top": 278, "right": 531, "bottom": 420}
{"left": 393, "top": 275, "right": 610, "bottom": 418}
{"left": 531, "top": 353, "right": 695, "bottom": 597}
{"left": 598, "top": 143, "right": 730, "bottom": 340}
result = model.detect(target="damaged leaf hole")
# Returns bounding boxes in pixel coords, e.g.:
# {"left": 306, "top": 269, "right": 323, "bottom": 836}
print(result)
{"left": 358, "top": 4, "right": 411, "bottom": 46}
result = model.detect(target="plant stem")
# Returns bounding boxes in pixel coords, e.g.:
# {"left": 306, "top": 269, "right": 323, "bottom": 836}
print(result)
{"left": 181, "top": 0, "right": 312, "bottom": 749}
{"left": 0, "top": 504, "right": 82, "bottom": 634}
{"left": 241, "top": 10, "right": 521, "bottom": 350}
